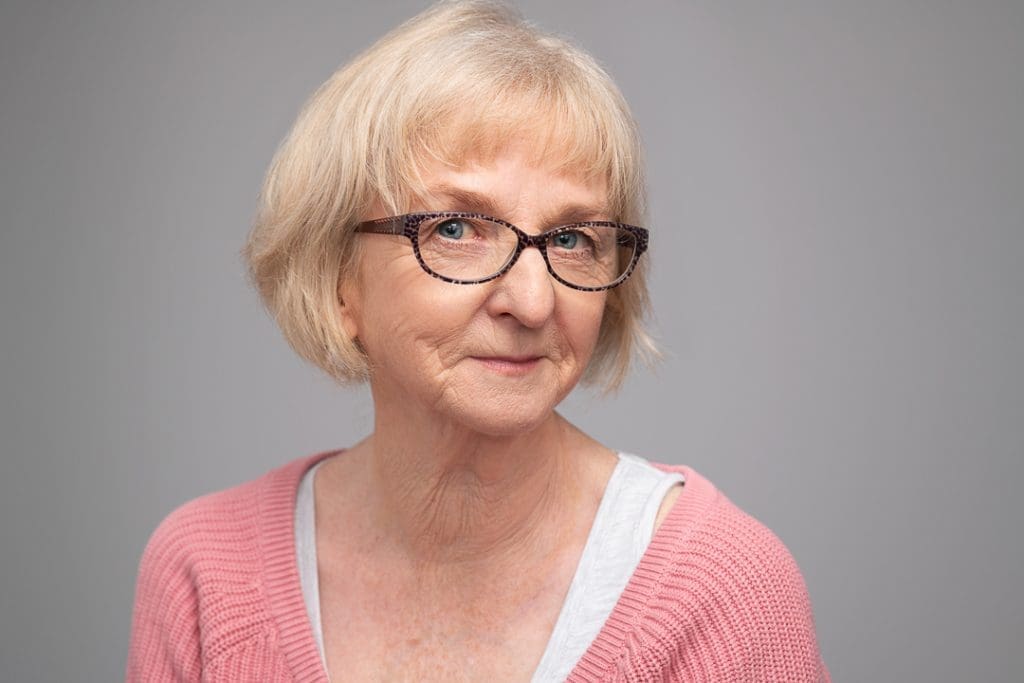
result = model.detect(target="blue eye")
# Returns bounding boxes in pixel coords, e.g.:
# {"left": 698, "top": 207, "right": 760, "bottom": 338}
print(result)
{"left": 437, "top": 219, "right": 465, "bottom": 239}
{"left": 553, "top": 232, "right": 579, "bottom": 249}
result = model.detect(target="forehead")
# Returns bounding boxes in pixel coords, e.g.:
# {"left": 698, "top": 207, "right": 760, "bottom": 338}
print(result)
{"left": 412, "top": 139, "right": 610, "bottom": 220}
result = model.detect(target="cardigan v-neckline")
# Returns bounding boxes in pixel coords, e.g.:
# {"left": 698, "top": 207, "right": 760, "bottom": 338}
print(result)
{"left": 257, "top": 449, "right": 713, "bottom": 682}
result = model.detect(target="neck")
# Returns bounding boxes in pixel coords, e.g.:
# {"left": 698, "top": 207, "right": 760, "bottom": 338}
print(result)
{"left": 353, "top": 408, "right": 597, "bottom": 570}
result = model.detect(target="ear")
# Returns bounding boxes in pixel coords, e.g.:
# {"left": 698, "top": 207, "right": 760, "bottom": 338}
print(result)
{"left": 337, "top": 274, "right": 361, "bottom": 343}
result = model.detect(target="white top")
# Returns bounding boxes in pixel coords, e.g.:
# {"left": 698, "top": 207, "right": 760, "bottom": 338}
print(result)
{"left": 294, "top": 452, "right": 685, "bottom": 681}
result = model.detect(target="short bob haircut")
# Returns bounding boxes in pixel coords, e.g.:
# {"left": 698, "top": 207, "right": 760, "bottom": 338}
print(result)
{"left": 243, "top": 0, "right": 655, "bottom": 392}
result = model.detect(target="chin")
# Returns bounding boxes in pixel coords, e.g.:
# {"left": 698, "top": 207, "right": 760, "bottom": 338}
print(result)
{"left": 449, "top": 396, "right": 558, "bottom": 438}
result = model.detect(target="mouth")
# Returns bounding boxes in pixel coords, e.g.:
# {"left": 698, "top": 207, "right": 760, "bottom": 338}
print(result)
{"left": 470, "top": 355, "right": 543, "bottom": 377}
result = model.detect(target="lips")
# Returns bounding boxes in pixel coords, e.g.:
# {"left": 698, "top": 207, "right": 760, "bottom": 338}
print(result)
{"left": 470, "top": 355, "right": 543, "bottom": 377}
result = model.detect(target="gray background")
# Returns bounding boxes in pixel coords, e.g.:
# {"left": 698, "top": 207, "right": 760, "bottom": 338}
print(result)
{"left": 2, "top": 1, "right": 1022, "bottom": 681}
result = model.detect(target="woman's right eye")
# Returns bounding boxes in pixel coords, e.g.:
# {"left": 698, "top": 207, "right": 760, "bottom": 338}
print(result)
{"left": 436, "top": 219, "right": 467, "bottom": 239}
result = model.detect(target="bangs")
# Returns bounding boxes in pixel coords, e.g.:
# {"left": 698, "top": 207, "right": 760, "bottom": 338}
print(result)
{"left": 362, "top": 31, "right": 642, "bottom": 223}
{"left": 413, "top": 90, "right": 615, "bottom": 191}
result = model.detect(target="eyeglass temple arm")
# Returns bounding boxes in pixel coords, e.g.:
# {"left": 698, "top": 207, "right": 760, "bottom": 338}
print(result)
{"left": 616, "top": 227, "right": 649, "bottom": 253}
{"left": 354, "top": 217, "right": 407, "bottom": 235}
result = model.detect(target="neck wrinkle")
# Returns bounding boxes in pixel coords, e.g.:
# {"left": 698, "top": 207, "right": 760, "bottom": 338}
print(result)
{"left": 363, "top": 412, "right": 585, "bottom": 572}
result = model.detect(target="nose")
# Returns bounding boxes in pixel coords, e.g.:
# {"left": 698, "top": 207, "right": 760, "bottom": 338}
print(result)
{"left": 485, "top": 245, "right": 555, "bottom": 328}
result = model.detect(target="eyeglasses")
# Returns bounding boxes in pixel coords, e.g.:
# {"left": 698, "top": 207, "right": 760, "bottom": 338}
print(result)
{"left": 354, "top": 212, "right": 648, "bottom": 292}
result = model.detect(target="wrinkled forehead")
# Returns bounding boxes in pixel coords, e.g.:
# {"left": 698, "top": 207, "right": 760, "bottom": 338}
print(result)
{"left": 410, "top": 156, "right": 611, "bottom": 230}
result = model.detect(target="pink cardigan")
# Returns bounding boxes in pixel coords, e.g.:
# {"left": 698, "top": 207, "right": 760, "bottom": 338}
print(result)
{"left": 126, "top": 450, "right": 829, "bottom": 682}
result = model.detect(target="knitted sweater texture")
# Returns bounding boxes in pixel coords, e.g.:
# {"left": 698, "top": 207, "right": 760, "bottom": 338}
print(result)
{"left": 126, "top": 450, "right": 829, "bottom": 682}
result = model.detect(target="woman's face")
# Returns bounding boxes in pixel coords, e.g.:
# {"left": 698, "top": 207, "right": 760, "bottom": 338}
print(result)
{"left": 339, "top": 142, "right": 610, "bottom": 437}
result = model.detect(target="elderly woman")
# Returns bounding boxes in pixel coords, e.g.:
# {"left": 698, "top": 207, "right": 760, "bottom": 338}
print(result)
{"left": 127, "top": 2, "right": 828, "bottom": 681}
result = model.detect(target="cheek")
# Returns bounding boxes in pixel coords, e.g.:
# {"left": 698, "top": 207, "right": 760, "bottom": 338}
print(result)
{"left": 361, "top": 281, "right": 486, "bottom": 371}
{"left": 348, "top": 252, "right": 424, "bottom": 349}
{"left": 561, "top": 294, "right": 608, "bottom": 359}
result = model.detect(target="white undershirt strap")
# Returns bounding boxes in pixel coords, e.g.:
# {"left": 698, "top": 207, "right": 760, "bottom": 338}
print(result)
{"left": 529, "top": 453, "right": 685, "bottom": 682}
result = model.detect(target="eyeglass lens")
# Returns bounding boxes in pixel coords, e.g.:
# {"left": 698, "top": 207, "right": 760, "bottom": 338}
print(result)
{"left": 415, "top": 216, "right": 636, "bottom": 288}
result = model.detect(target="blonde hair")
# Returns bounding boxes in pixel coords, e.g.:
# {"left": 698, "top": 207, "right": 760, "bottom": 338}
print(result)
{"left": 243, "top": 0, "right": 656, "bottom": 391}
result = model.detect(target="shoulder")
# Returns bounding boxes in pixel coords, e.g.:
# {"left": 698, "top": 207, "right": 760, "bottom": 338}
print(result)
{"left": 137, "top": 450, "right": 323, "bottom": 571}
{"left": 648, "top": 462, "right": 802, "bottom": 570}
{"left": 616, "top": 462, "right": 828, "bottom": 681}
{"left": 126, "top": 450, "right": 336, "bottom": 678}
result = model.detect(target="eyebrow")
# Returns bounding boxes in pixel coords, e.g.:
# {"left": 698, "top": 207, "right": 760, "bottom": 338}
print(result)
{"left": 426, "top": 184, "right": 611, "bottom": 226}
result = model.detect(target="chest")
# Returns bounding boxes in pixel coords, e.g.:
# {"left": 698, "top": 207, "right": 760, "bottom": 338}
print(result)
{"left": 317, "top": 552, "right": 577, "bottom": 682}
